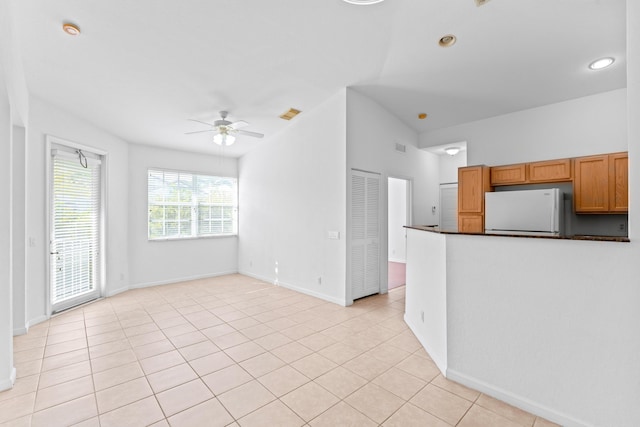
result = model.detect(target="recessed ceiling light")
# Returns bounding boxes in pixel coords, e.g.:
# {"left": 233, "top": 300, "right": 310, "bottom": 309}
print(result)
{"left": 342, "top": 0, "right": 384, "bottom": 5}
{"left": 418, "top": 113, "right": 428, "bottom": 120}
{"left": 439, "top": 34, "right": 457, "bottom": 48}
{"left": 62, "top": 22, "right": 81, "bottom": 36}
{"left": 588, "top": 57, "right": 615, "bottom": 70}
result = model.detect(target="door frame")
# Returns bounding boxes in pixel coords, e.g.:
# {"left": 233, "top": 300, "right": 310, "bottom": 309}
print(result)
{"left": 45, "top": 135, "right": 108, "bottom": 316}
{"left": 384, "top": 175, "right": 413, "bottom": 293}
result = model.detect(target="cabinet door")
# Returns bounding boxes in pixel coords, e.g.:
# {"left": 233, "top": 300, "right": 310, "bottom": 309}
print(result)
{"left": 458, "top": 215, "right": 484, "bottom": 233}
{"left": 574, "top": 155, "right": 609, "bottom": 213}
{"left": 609, "top": 152, "right": 628, "bottom": 212}
{"left": 458, "top": 166, "right": 488, "bottom": 213}
{"left": 528, "top": 159, "right": 572, "bottom": 182}
{"left": 490, "top": 164, "right": 527, "bottom": 186}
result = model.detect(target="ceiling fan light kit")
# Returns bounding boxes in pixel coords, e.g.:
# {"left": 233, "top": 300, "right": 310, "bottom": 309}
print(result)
{"left": 213, "top": 132, "right": 236, "bottom": 147}
{"left": 186, "top": 110, "right": 264, "bottom": 147}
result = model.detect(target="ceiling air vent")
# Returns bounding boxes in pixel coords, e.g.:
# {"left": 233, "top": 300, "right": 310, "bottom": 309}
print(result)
{"left": 475, "top": 0, "right": 491, "bottom": 6}
{"left": 395, "top": 143, "right": 407, "bottom": 153}
{"left": 280, "top": 108, "right": 301, "bottom": 120}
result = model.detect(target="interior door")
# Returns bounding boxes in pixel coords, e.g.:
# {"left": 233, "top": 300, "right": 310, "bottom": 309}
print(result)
{"left": 439, "top": 183, "right": 458, "bottom": 231}
{"left": 350, "top": 170, "right": 381, "bottom": 301}
{"left": 50, "top": 147, "right": 102, "bottom": 313}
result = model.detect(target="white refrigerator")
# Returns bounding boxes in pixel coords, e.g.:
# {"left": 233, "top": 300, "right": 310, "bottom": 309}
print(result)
{"left": 485, "top": 188, "right": 562, "bottom": 236}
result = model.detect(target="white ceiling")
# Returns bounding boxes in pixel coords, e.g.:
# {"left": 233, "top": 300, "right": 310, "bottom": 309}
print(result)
{"left": 8, "top": 0, "right": 626, "bottom": 157}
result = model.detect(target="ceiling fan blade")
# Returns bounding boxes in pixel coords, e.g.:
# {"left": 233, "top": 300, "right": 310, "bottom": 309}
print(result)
{"left": 237, "top": 129, "right": 264, "bottom": 138}
{"left": 187, "top": 118, "right": 215, "bottom": 127}
{"left": 229, "top": 120, "right": 249, "bottom": 130}
{"left": 184, "top": 129, "right": 215, "bottom": 134}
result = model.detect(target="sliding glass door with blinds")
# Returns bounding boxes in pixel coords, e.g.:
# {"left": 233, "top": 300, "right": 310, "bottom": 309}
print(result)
{"left": 50, "top": 146, "right": 102, "bottom": 313}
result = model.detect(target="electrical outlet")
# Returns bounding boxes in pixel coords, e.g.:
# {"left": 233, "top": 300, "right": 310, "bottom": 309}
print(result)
{"left": 317, "top": 276, "right": 322, "bottom": 285}
{"left": 619, "top": 223, "right": 626, "bottom": 231}
{"left": 420, "top": 310, "right": 425, "bottom": 322}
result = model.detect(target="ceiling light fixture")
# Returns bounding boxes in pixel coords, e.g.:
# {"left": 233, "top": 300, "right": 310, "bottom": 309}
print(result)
{"left": 439, "top": 34, "right": 457, "bottom": 48}
{"left": 445, "top": 147, "right": 460, "bottom": 156}
{"left": 342, "top": 0, "right": 384, "bottom": 4}
{"left": 588, "top": 57, "right": 615, "bottom": 70}
{"left": 213, "top": 131, "right": 236, "bottom": 147}
{"left": 62, "top": 22, "right": 81, "bottom": 36}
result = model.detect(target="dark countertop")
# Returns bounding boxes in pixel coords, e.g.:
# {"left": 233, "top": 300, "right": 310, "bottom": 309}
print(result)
{"left": 405, "top": 225, "right": 630, "bottom": 243}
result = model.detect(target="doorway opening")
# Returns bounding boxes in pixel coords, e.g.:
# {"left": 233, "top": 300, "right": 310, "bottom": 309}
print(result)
{"left": 48, "top": 140, "right": 104, "bottom": 314}
{"left": 388, "top": 177, "right": 410, "bottom": 290}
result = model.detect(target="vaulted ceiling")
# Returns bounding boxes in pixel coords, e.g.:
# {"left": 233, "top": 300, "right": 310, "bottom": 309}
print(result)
{"left": 7, "top": 0, "right": 627, "bottom": 156}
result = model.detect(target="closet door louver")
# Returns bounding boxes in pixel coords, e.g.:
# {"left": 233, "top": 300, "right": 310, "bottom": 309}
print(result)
{"left": 350, "top": 170, "right": 380, "bottom": 301}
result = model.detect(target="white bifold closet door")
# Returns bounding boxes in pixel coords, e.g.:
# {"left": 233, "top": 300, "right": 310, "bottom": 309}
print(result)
{"left": 50, "top": 148, "right": 102, "bottom": 313}
{"left": 350, "top": 170, "right": 381, "bottom": 301}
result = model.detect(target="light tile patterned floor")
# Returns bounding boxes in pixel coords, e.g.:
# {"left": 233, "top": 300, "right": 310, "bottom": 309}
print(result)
{"left": 2, "top": 274, "right": 560, "bottom": 426}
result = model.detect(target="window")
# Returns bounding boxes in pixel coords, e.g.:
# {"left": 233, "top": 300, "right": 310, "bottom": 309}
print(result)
{"left": 148, "top": 169, "right": 237, "bottom": 240}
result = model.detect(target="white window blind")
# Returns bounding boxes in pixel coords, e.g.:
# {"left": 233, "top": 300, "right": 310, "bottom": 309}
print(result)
{"left": 51, "top": 150, "right": 101, "bottom": 305}
{"left": 148, "top": 169, "right": 238, "bottom": 240}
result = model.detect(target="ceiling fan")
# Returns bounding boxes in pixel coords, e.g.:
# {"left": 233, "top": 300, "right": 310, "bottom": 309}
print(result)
{"left": 186, "top": 111, "right": 264, "bottom": 146}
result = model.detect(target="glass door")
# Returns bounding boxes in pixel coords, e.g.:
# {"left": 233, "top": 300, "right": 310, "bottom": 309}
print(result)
{"left": 50, "top": 146, "right": 102, "bottom": 313}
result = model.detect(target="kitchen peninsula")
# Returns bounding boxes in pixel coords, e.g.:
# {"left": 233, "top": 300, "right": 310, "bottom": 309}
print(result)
{"left": 403, "top": 223, "right": 633, "bottom": 426}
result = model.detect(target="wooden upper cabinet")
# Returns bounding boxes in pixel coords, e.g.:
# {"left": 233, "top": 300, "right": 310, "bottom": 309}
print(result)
{"left": 574, "top": 155, "right": 610, "bottom": 213}
{"left": 458, "top": 166, "right": 491, "bottom": 233}
{"left": 528, "top": 159, "right": 572, "bottom": 183}
{"left": 490, "top": 164, "right": 527, "bottom": 186}
{"left": 458, "top": 166, "right": 489, "bottom": 213}
{"left": 609, "top": 152, "right": 628, "bottom": 212}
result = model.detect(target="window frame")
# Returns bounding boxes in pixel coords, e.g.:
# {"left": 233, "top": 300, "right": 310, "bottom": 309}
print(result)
{"left": 147, "top": 168, "right": 238, "bottom": 241}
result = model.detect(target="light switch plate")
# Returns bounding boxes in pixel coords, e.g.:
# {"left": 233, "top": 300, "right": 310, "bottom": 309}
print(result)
{"left": 327, "top": 231, "right": 340, "bottom": 240}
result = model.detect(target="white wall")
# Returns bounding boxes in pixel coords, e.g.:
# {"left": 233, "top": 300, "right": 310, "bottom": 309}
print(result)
{"left": 347, "top": 89, "right": 439, "bottom": 225}
{"left": 421, "top": 88, "right": 628, "bottom": 166}
{"left": 12, "top": 125, "right": 25, "bottom": 335}
{"left": 387, "top": 177, "right": 407, "bottom": 263}
{"left": 405, "top": 229, "right": 447, "bottom": 373}
{"left": 438, "top": 151, "right": 466, "bottom": 184}
{"left": 347, "top": 89, "right": 440, "bottom": 297}
{"left": 0, "top": 58, "right": 15, "bottom": 391}
{"left": 24, "top": 97, "right": 130, "bottom": 324}
{"left": 127, "top": 144, "right": 238, "bottom": 289}
{"left": 238, "top": 90, "right": 348, "bottom": 305}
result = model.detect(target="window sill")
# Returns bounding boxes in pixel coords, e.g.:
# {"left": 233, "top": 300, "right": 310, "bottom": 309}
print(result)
{"left": 148, "top": 234, "right": 238, "bottom": 242}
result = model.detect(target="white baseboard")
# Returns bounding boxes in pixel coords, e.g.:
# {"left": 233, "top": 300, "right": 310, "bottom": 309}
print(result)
{"left": 106, "top": 285, "right": 130, "bottom": 297}
{"left": 403, "top": 314, "right": 447, "bottom": 375}
{"left": 446, "top": 369, "right": 594, "bottom": 427}
{"left": 0, "top": 367, "right": 16, "bottom": 392}
{"left": 388, "top": 258, "right": 406, "bottom": 264}
{"left": 129, "top": 270, "right": 239, "bottom": 291}
{"left": 27, "top": 315, "right": 49, "bottom": 328}
{"left": 239, "top": 271, "right": 347, "bottom": 307}
{"left": 13, "top": 326, "right": 28, "bottom": 336}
